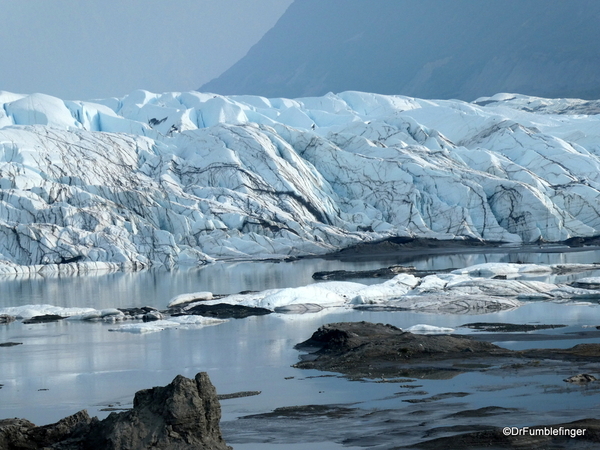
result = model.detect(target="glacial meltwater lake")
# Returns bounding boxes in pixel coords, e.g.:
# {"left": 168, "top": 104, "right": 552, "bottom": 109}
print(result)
{"left": 2, "top": 245, "right": 600, "bottom": 449}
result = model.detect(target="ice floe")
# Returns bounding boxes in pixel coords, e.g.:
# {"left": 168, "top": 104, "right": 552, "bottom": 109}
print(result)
{"left": 451, "top": 262, "right": 600, "bottom": 277}
{"left": 108, "top": 316, "right": 227, "bottom": 334}
{"left": 451, "top": 263, "right": 553, "bottom": 277}
{"left": 167, "top": 291, "right": 213, "bottom": 308}
{"left": 405, "top": 324, "right": 455, "bottom": 334}
{"left": 2, "top": 263, "right": 599, "bottom": 333}
{"left": 350, "top": 274, "right": 420, "bottom": 304}
{"left": 0, "top": 304, "right": 97, "bottom": 320}
{"left": 180, "top": 263, "right": 600, "bottom": 315}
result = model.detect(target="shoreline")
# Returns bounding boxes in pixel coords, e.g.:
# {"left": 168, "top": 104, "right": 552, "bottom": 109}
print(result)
{"left": 1, "top": 236, "right": 600, "bottom": 278}
{"left": 313, "top": 236, "right": 600, "bottom": 262}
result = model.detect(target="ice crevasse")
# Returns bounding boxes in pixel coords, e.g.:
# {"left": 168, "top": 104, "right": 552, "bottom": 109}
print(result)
{"left": 0, "top": 89, "right": 600, "bottom": 272}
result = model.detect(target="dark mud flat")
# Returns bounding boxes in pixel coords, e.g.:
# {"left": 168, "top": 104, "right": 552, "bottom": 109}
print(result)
{"left": 318, "top": 237, "right": 499, "bottom": 261}
{"left": 312, "top": 265, "right": 416, "bottom": 280}
{"left": 22, "top": 314, "right": 66, "bottom": 324}
{"left": 294, "top": 322, "right": 600, "bottom": 379}
{"left": 0, "top": 342, "right": 22, "bottom": 347}
{"left": 294, "top": 321, "right": 512, "bottom": 379}
{"left": 316, "top": 236, "right": 600, "bottom": 262}
{"left": 223, "top": 405, "right": 600, "bottom": 450}
{"left": 411, "top": 418, "right": 600, "bottom": 449}
{"left": 292, "top": 322, "right": 600, "bottom": 449}
{"left": 222, "top": 321, "right": 600, "bottom": 449}
{"left": 461, "top": 322, "right": 568, "bottom": 333}
{"left": 173, "top": 303, "right": 272, "bottom": 319}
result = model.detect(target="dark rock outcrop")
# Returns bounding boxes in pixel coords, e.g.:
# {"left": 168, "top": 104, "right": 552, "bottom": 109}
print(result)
{"left": 22, "top": 314, "right": 65, "bottom": 324}
{"left": 176, "top": 303, "right": 272, "bottom": 319}
{"left": 0, "top": 372, "right": 231, "bottom": 450}
{"left": 85, "top": 372, "right": 230, "bottom": 450}
{"left": 0, "top": 315, "right": 16, "bottom": 324}
{"left": 312, "top": 265, "right": 415, "bottom": 280}
{"left": 294, "top": 322, "right": 505, "bottom": 378}
{"left": 295, "top": 322, "right": 600, "bottom": 379}
{"left": 296, "top": 321, "right": 501, "bottom": 356}
{"left": 141, "top": 311, "right": 164, "bottom": 322}
{"left": 0, "top": 418, "right": 37, "bottom": 449}
{"left": 30, "top": 411, "right": 96, "bottom": 449}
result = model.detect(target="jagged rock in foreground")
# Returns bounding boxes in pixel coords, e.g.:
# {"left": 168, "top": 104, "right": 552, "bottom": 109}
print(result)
{"left": 0, "top": 372, "right": 231, "bottom": 450}
{"left": 86, "top": 372, "right": 230, "bottom": 450}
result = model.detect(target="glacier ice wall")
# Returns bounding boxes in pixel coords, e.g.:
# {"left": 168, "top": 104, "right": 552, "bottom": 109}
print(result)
{"left": 1, "top": 89, "right": 599, "bottom": 272}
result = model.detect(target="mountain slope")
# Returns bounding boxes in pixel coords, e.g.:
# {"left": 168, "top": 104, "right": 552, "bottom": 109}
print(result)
{"left": 201, "top": 0, "right": 600, "bottom": 100}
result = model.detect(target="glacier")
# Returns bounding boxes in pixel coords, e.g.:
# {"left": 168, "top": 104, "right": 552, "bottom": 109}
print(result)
{"left": 1, "top": 89, "right": 600, "bottom": 273}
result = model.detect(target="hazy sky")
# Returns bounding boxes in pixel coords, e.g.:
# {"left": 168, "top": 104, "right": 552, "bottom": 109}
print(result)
{"left": 0, "top": 0, "right": 293, "bottom": 100}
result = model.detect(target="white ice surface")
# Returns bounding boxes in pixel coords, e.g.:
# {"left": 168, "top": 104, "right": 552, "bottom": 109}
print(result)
{"left": 108, "top": 316, "right": 227, "bottom": 334}
{"left": 176, "top": 263, "right": 600, "bottom": 315}
{"left": 253, "top": 285, "right": 348, "bottom": 312}
{"left": 2, "top": 263, "right": 599, "bottom": 325}
{"left": 451, "top": 263, "right": 553, "bottom": 277}
{"left": 573, "top": 277, "right": 600, "bottom": 286}
{"left": 351, "top": 274, "right": 420, "bottom": 304}
{"left": 405, "top": 324, "right": 455, "bottom": 334}
{"left": 167, "top": 291, "right": 213, "bottom": 308}
{"left": 2, "top": 90, "right": 600, "bottom": 272}
{"left": 0, "top": 304, "right": 96, "bottom": 320}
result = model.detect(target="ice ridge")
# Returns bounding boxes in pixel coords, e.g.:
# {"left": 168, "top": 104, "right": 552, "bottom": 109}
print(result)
{"left": 1, "top": 90, "right": 600, "bottom": 273}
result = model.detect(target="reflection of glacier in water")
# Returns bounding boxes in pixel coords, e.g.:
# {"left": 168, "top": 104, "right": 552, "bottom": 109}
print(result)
{"left": 2, "top": 246, "right": 600, "bottom": 309}
{"left": 1, "top": 248, "right": 600, "bottom": 448}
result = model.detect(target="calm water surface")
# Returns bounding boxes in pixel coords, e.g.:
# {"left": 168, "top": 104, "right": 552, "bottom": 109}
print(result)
{"left": 2, "top": 245, "right": 600, "bottom": 309}
{"left": 1, "top": 246, "right": 600, "bottom": 448}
